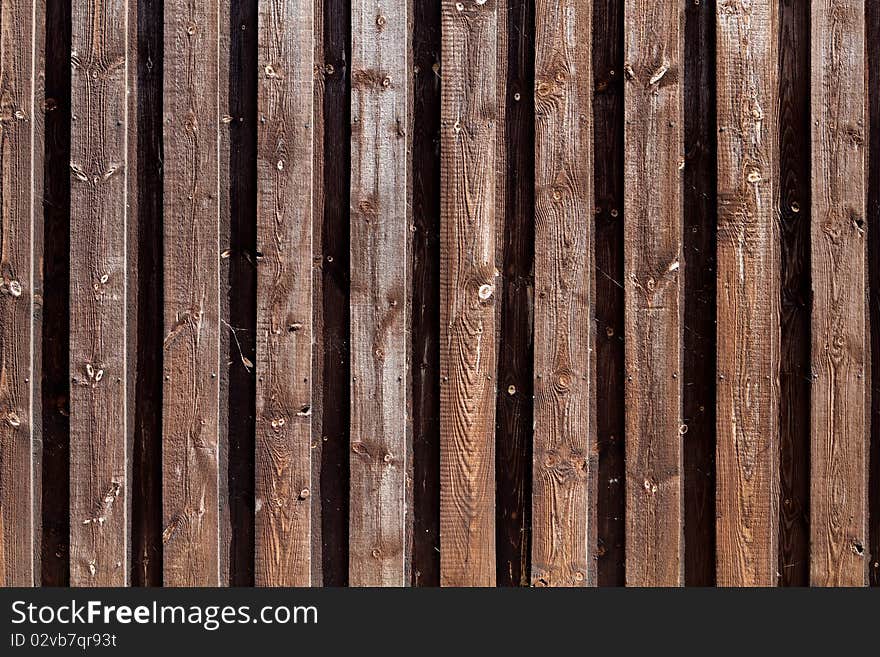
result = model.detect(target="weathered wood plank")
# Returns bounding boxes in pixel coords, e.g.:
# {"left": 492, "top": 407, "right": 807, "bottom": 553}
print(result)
{"left": 715, "top": 0, "right": 779, "bottom": 587}
{"left": 439, "top": 0, "right": 497, "bottom": 586}
{"left": 531, "top": 0, "right": 594, "bottom": 587}
{"left": 810, "top": 0, "right": 868, "bottom": 587}
{"left": 68, "top": 0, "right": 130, "bottom": 587}
{"left": 254, "top": 0, "right": 314, "bottom": 587}
{"left": 623, "top": 1, "right": 683, "bottom": 586}
{"left": 349, "top": 0, "right": 409, "bottom": 587}
{"left": 0, "top": 0, "right": 41, "bottom": 587}
{"left": 162, "top": 0, "right": 221, "bottom": 586}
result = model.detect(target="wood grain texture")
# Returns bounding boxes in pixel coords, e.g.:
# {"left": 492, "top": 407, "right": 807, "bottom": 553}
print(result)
{"left": 349, "top": 0, "right": 409, "bottom": 587}
{"left": 439, "top": 0, "right": 497, "bottom": 586}
{"left": 810, "top": 0, "right": 868, "bottom": 587}
{"left": 868, "top": 0, "right": 880, "bottom": 588}
{"left": 715, "top": 0, "right": 779, "bottom": 587}
{"left": 254, "top": 0, "right": 314, "bottom": 587}
{"left": 531, "top": 0, "right": 594, "bottom": 588}
{"left": 68, "top": 0, "right": 129, "bottom": 587}
{"left": 162, "top": 0, "right": 221, "bottom": 586}
{"left": 778, "top": 0, "right": 811, "bottom": 587}
{"left": 0, "top": 0, "right": 40, "bottom": 587}
{"left": 623, "top": 0, "right": 683, "bottom": 587}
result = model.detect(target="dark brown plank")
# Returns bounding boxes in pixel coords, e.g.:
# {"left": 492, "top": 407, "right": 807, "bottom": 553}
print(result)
{"left": 254, "top": 0, "right": 314, "bottom": 587}
{"left": 495, "top": 0, "right": 534, "bottom": 588}
{"left": 162, "top": 0, "right": 222, "bottom": 586}
{"left": 531, "top": 0, "right": 594, "bottom": 587}
{"left": 439, "top": 0, "right": 498, "bottom": 586}
{"left": 411, "top": 0, "right": 441, "bottom": 587}
{"left": 810, "top": 0, "right": 868, "bottom": 587}
{"left": 0, "top": 0, "right": 41, "bottom": 587}
{"left": 778, "top": 0, "right": 811, "bottom": 588}
{"left": 40, "top": 0, "right": 71, "bottom": 587}
{"left": 593, "top": 0, "right": 625, "bottom": 586}
{"left": 869, "top": 0, "right": 880, "bottom": 589}
{"left": 623, "top": 1, "right": 683, "bottom": 586}
{"left": 683, "top": 0, "right": 716, "bottom": 587}
{"left": 68, "top": 0, "right": 129, "bottom": 586}
{"left": 715, "top": 0, "right": 779, "bottom": 586}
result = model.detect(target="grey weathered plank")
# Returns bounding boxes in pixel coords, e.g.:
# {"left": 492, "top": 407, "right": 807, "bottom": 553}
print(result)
{"left": 623, "top": 0, "right": 684, "bottom": 586}
{"left": 715, "top": 0, "right": 779, "bottom": 586}
{"left": 810, "top": 0, "right": 868, "bottom": 587}
{"left": 68, "top": 0, "right": 130, "bottom": 587}
{"left": 531, "top": 0, "right": 595, "bottom": 587}
{"left": 162, "top": 0, "right": 222, "bottom": 586}
{"left": 0, "top": 0, "right": 42, "bottom": 587}
{"left": 349, "top": 0, "right": 409, "bottom": 586}
{"left": 439, "top": 0, "right": 498, "bottom": 586}
{"left": 254, "top": 0, "right": 314, "bottom": 587}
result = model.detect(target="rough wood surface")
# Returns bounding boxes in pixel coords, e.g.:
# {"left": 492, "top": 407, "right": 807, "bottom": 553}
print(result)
{"left": 349, "top": 0, "right": 409, "bottom": 587}
{"left": 253, "top": 0, "right": 314, "bottom": 588}
{"left": 68, "top": 0, "right": 130, "bottom": 587}
{"left": 715, "top": 0, "right": 779, "bottom": 587}
{"left": 0, "top": 0, "right": 40, "bottom": 587}
{"left": 531, "top": 0, "right": 594, "bottom": 588}
{"left": 810, "top": 0, "right": 868, "bottom": 587}
{"left": 162, "top": 0, "right": 221, "bottom": 586}
{"left": 623, "top": 0, "right": 683, "bottom": 586}
{"left": 439, "top": 0, "right": 497, "bottom": 586}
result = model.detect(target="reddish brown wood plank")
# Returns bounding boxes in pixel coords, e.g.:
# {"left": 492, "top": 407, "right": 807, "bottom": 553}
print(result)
{"left": 623, "top": 1, "right": 683, "bottom": 586}
{"left": 810, "top": 0, "right": 868, "bottom": 587}
{"left": 439, "top": 0, "right": 498, "bottom": 586}
{"left": 349, "top": 0, "right": 409, "bottom": 586}
{"left": 0, "top": 0, "right": 41, "bottom": 587}
{"left": 162, "top": 0, "right": 221, "bottom": 586}
{"left": 531, "top": 0, "right": 595, "bottom": 587}
{"left": 254, "top": 0, "right": 314, "bottom": 587}
{"left": 715, "top": 0, "right": 779, "bottom": 587}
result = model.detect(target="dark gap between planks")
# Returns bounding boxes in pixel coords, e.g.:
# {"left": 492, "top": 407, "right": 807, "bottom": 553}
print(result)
{"left": 778, "top": 0, "right": 811, "bottom": 587}
{"left": 131, "top": 0, "right": 164, "bottom": 587}
{"left": 594, "top": 0, "right": 625, "bottom": 587}
{"left": 225, "top": 0, "right": 258, "bottom": 588}
{"left": 683, "top": 0, "right": 717, "bottom": 587}
{"left": 411, "top": 0, "right": 442, "bottom": 586}
{"left": 320, "top": 0, "right": 352, "bottom": 586}
{"left": 495, "top": 0, "right": 535, "bottom": 588}
{"left": 41, "top": 0, "right": 71, "bottom": 587}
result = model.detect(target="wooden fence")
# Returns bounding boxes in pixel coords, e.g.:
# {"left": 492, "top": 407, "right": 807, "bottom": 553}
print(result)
{"left": 0, "top": 0, "right": 878, "bottom": 587}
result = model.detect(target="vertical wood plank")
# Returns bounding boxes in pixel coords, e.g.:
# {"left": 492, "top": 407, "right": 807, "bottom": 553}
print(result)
{"left": 68, "top": 0, "right": 129, "bottom": 586}
{"left": 715, "top": 0, "right": 779, "bottom": 587}
{"left": 0, "top": 0, "right": 40, "bottom": 586}
{"left": 810, "top": 0, "right": 868, "bottom": 587}
{"left": 349, "top": 0, "right": 409, "bottom": 587}
{"left": 162, "top": 0, "right": 221, "bottom": 586}
{"left": 531, "top": 0, "right": 594, "bottom": 587}
{"left": 623, "top": 1, "right": 683, "bottom": 586}
{"left": 254, "top": 0, "right": 314, "bottom": 587}
{"left": 440, "top": 0, "right": 497, "bottom": 586}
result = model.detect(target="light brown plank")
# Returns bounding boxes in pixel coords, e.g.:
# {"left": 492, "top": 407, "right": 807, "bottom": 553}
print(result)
{"left": 67, "top": 0, "right": 130, "bottom": 587}
{"left": 531, "top": 0, "right": 595, "bottom": 587}
{"left": 254, "top": 0, "right": 314, "bottom": 587}
{"left": 810, "top": 0, "right": 868, "bottom": 586}
{"left": 623, "top": 1, "right": 683, "bottom": 586}
{"left": 715, "top": 0, "right": 779, "bottom": 587}
{"left": 439, "top": 0, "right": 498, "bottom": 586}
{"left": 0, "top": 0, "right": 41, "bottom": 587}
{"left": 162, "top": 0, "right": 222, "bottom": 586}
{"left": 349, "top": 0, "right": 409, "bottom": 586}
